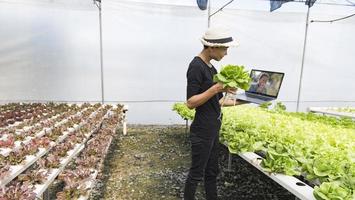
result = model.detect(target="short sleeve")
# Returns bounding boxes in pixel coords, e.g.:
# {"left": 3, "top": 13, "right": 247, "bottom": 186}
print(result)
{"left": 218, "top": 92, "right": 223, "bottom": 100}
{"left": 186, "top": 64, "right": 203, "bottom": 100}
{"left": 213, "top": 66, "right": 224, "bottom": 100}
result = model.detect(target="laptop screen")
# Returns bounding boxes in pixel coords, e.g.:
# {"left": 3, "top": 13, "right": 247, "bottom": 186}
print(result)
{"left": 247, "top": 69, "right": 284, "bottom": 98}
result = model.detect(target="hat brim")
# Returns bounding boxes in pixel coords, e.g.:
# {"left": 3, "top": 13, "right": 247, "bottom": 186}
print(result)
{"left": 200, "top": 38, "right": 239, "bottom": 47}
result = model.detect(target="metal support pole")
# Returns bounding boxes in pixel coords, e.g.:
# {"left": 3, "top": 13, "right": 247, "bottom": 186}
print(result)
{"left": 207, "top": 0, "right": 211, "bottom": 27}
{"left": 185, "top": 119, "right": 188, "bottom": 137}
{"left": 296, "top": 6, "right": 310, "bottom": 112}
{"left": 94, "top": 0, "right": 104, "bottom": 104}
{"left": 99, "top": 3, "right": 104, "bottom": 104}
{"left": 208, "top": 0, "right": 234, "bottom": 28}
{"left": 227, "top": 152, "right": 232, "bottom": 171}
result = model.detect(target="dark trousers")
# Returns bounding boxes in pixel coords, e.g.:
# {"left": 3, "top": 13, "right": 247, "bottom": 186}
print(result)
{"left": 184, "top": 133, "right": 219, "bottom": 200}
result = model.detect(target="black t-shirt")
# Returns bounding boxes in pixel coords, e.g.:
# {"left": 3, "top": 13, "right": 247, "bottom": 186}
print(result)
{"left": 186, "top": 57, "right": 223, "bottom": 139}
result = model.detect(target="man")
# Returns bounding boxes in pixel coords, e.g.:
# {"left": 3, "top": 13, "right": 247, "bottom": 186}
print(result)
{"left": 249, "top": 73, "right": 269, "bottom": 94}
{"left": 184, "top": 27, "right": 246, "bottom": 200}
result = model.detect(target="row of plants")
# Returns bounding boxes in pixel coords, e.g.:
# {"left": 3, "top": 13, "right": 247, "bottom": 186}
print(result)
{"left": 334, "top": 107, "right": 355, "bottom": 113}
{"left": 0, "top": 104, "right": 93, "bottom": 158}
{"left": 0, "top": 104, "right": 103, "bottom": 157}
{"left": 0, "top": 106, "right": 83, "bottom": 151}
{"left": 0, "top": 103, "right": 101, "bottom": 135}
{"left": 0, "top": 103, "right": 76, "bottom": 137}
{"left": 56, "top": 106, "right": 123, "bottom": 200}
{"left": 259, "top": 102, "right": 355, "bottom": 130}
{"left": 172, "top": 103, "right": 355, "bottom": 200}
{"left": 317, "top": 107, "right": 355, "bottom": 114}
{"left": 0, "top": 103, "right": 56, "bottom": 128}
{"left": 0, "top": 105, "right": 100, "bottom": 186}
{"left": 0, "top": 103, "right": 41, "bottom": 112}
{"left": 0, "top": 104, "right": 114, "bottom": 199}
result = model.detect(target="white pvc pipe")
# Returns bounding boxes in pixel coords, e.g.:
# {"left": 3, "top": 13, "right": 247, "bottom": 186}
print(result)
{"left": 123, "top": 121, "right": 127, "bottom": 136}
{"left": 122, "top": 104, "right": 129, "bottom": 135}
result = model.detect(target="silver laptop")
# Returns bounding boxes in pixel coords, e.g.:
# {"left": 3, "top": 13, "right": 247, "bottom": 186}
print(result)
{"left": 236, "top": 69, "right": 284, "bottom": 104}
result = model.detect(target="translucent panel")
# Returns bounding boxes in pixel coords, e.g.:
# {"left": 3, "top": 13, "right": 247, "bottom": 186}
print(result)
{"left": 103, "top": 1, "right": 206, "bottom": 102}
{"left": 102, "top": 1, "right": 207, "bottom": 123}
{"left": 300, "top": 3, "right": 355, "bottom": 105}
{"left": 0, "top": 0, "right": 96, "bottom": 10}
{"left": 0, "top": 0, "right": 354, "bottom": 123}
{"left": 211, "top": 8, "right": 308, "bottom": 106}
{"left": 0, "top": 2, "right": 101, "bottom": 102}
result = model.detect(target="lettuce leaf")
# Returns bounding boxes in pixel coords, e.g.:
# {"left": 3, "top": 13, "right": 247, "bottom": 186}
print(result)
{"left": 213, "top": 65, "right": 251, "bottom": 90}
{"left": 172, "top": 103, "right": 195, "bottom": 120}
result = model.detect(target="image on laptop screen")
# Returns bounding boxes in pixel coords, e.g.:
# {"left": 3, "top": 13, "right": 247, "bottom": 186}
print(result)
{"left": 247, "top": 69, "right": 284, "bottom": 97}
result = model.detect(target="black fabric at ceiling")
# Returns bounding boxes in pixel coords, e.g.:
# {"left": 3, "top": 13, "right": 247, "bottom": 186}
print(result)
{"left": 270, "top": 0, "right": 318, "bottom": 12}
{"left": 196, "top": 0, "right": 208, "bottom": 10}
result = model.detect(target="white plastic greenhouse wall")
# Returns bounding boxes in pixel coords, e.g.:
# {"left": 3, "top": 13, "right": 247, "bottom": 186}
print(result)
{"left": 0, "top": 0, "right": 354, "bottom": 124}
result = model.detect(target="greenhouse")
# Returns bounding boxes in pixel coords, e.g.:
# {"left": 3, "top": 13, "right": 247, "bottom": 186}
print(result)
{"left": 0, "top": 0, "right": 354, "bottom": 200}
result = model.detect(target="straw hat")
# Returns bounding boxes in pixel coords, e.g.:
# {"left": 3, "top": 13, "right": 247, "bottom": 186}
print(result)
{"left": 200, "top": 26, "right": 239, "bottom": 47}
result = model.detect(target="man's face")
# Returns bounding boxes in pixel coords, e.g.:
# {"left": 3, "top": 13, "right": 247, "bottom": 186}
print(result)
{"left": 259, "top": 76, "right": 268, "bottom": 87}
{"left": 210, "top": 47, "right": 228, "bottom": 61}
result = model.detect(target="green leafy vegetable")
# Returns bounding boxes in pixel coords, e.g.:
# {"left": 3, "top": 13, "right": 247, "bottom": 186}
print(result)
{"left": 172, "top": 103, "right": 195, "bottom": 120}
{"left": 172, "top": 102, "right": 355, "bottom": 200}
{"left": 213, "top": 65, "right": 251, "bottom": 90}
{"left": 220, "top": 105, "right": 355, "bottom": 199}
{"left": 314, "top": 181, "right": 353, "bottom": 200}
{"left": 330, "top": 107, "right": 355, "bottom": 114}
{"left": 259, "top": 102, "right": 272, "bottom": 109}
{"left": 273, "top": 101, "right": 286, "bottom": 112}
{"left": 261, "top": 143, "right": 301, "bottom": 176}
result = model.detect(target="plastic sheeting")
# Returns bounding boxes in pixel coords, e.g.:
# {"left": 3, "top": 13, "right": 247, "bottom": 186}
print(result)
{"left": 0, "top": 1, "right": 100, "bottom": 101}
{"left": 0, "top": 0, "right": 96, "bottom": 10}
{"left": 0, "top": 0, "right": 354, "bottom": 123}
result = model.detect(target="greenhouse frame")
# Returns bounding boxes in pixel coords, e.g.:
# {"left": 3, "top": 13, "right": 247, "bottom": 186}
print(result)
{"left": 0, "top": 0, "right": 354, "bottom": 200}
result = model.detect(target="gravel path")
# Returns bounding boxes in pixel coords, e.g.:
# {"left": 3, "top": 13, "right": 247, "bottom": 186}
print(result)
{"left": 94, "top": 125, "right": 192, "bottom": 200}
{"left": 91, "top": 125, "right": 294, "bottom": 200}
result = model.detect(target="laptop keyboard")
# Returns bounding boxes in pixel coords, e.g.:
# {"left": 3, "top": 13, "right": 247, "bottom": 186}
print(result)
{"left": 246, "top": 93, "right": 273, "bottom": 101}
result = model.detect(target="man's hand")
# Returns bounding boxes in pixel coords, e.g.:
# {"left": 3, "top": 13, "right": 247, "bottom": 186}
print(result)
{"left": 212, "top": 82, "right": 238, "bottom": 94}
{"left": 224, "top": 87, "right": 237, "bottom": 95}
{"left": 211, "top": 82, "right": 225, "bottom": 94}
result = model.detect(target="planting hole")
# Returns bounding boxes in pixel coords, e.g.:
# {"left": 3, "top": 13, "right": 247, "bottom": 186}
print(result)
{"left": 296, "top": 182, "right": 306, "bottom": 186}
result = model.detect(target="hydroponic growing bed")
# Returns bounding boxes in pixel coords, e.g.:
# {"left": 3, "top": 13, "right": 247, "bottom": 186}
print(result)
{"left": 0, "top": 103, "right": 125, "bottom": 200}
{"left": 308, "top": 107, "right": 355, "bottom": 120}
{"left": 173, "top": 103, "right": 355, "bottom": 200}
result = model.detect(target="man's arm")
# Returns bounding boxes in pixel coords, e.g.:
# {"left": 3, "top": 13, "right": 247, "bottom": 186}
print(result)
{"left": 220, "top": 97, "right": 248, "bottom": 106}
{"left": 219, "top": 89, "right": 249, "bottom": 106}
{"left": 186, "top": 83, "right": 224, "bottom": 109}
